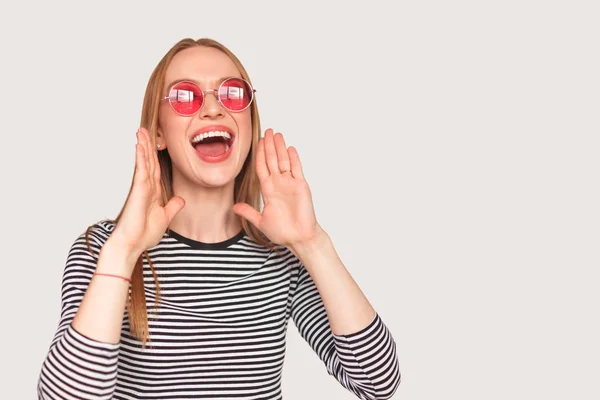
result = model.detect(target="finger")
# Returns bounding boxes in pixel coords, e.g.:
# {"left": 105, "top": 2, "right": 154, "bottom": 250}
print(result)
{"left": 137, "top": 128, "right": 151, "bottom": 184}
{"left": 232, "top": 203, "right": 262, "bottom": 229}
{"left": 151, "top": 153, "right": 162, "bottom": 203}
{"left": 274, "top": 133, "right": 291, "bottom": 174}
{"left": 164, "top": 196, "right": 186, "bottom": 223}
{"left": 141, "top": 128, "right": 155, "bottom": 187}
{"left": 255, "top": 137, "right": 269, "bottom": 181}
{"left": 146, "top": 129, "right": 157, "bottom": 184}
{"left": 288, "top": 146, "right": 305, "bottom": 180}
{"left": 134, "top": 132, "right": 148, "bottom": 184}
{"left": 264, "top": 129, "right": 279, "bottom": 175}
{"left": 145, "top": 128, "right": 159, "bottom": 197}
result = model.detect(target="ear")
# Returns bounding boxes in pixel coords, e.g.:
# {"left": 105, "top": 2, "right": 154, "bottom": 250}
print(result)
{"left": 156, "top": 127, "right": 167, "bottom": 150}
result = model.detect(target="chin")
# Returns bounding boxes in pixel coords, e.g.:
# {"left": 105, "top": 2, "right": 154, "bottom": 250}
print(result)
{"left": 190, "top": 164, "right": 241, "bottom": 189}
{"left": 198, "top": 175, "right": 237, "bottom": 189}
{"left": 171, "top": 142, "right": 249, "bottom": 190}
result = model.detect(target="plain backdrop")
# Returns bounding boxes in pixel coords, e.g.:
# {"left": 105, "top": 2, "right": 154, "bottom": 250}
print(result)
{"left": 0, "top": 1, "right": 598, "bottom": 399}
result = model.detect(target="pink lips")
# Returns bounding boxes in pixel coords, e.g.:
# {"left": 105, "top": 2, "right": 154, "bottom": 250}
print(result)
{"left": 190, "top": 125, "right": 235, "bottom": 163}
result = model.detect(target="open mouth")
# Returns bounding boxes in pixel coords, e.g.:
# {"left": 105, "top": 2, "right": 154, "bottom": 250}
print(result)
{"left": 190, "top": 130, "right": 234, "bottom": 158}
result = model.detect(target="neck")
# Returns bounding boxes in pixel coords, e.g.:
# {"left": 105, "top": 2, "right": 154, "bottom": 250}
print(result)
{"left": 168, "top": 176, "right": 242, "bottom": 244}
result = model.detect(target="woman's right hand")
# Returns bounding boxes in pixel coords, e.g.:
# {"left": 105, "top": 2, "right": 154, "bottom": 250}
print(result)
{"left": 109, "top": 128, "right": 185, "bottom": 267}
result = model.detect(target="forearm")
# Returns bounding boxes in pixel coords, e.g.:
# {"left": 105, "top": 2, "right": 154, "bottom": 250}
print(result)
{"left": 290, "top": 225, "right": 376, "bottom": 335}
{"left": 72, "top": 238, "right": 136, "bottom": 344}
{"left": 38, "top": 227, "right": 125, "bottom": 399}
{"left": 289, "top": 227, "right": 401, "bottom": 399}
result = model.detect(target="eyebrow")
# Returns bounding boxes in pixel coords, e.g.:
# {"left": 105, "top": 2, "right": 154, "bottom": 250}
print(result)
{"left": 164, "top": 76, "right": 238, "bottom": 91}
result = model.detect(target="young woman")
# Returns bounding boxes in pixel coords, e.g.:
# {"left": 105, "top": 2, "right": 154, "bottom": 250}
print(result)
{"left": 37, "top": 38, "right": 401, "bottom": 400}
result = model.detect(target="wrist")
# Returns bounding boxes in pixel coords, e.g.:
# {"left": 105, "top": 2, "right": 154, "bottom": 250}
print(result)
{"left": 96, "top": 236, "right": 141, "bottom": 277}
{"left": 288, "top": 224, "right": 330, "bottom": 260}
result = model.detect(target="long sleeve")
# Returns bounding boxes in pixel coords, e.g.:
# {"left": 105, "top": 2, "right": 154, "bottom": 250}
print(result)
{"left": 37, "top": 222, "right": 120, "bottom": 400}
{"left": 289, "top": 259, "right": 401, "bottom": 400}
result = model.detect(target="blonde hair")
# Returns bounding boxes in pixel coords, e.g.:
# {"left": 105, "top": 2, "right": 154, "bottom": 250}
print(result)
{"left": 86, "top": 38, "right": 271, "bottom": 345}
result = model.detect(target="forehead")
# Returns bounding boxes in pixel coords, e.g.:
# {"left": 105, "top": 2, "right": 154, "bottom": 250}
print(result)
{"left": 165, "top": 46, "right": 241, "bottom": 86}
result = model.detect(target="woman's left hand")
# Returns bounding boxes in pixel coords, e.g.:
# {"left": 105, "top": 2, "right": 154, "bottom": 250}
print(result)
{"left": 233, "top": 129, "right": 321, "bottom": 248}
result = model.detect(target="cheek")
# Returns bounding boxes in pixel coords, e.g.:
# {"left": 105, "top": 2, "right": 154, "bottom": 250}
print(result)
{"left": 234, "top": 113, "right": 253, "bottom": 151}
{"left": 158, "top": 109, "right": 186, "bottom": 143}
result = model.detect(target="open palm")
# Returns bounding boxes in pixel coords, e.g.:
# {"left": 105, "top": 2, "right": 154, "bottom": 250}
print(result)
{"left": 111, "top": 128, "right": 185, "bottom": 259}
{"left": 233, "top": 129, "right": 319, "bottom": 247}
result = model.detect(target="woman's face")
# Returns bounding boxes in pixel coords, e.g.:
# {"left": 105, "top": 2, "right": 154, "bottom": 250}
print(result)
{"left": 157, "top": 46, "right": 253, "bottom": 190}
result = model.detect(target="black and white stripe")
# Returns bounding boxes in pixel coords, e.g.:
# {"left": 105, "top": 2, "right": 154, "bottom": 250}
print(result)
{"left": 38, "top": 220, "right": 400, "bottom": 399}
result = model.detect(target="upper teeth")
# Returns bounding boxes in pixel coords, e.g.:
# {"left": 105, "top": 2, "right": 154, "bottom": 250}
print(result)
{"left": 191, "top": 131, "right": 232, "bottom": 144}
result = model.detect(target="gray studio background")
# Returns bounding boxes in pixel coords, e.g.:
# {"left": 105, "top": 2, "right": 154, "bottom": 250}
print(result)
{"left": 1, "top": 0, "right": 598, "bottom": 399}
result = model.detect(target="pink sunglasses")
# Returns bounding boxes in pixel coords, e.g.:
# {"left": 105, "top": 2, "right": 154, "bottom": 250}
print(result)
{"left": 162, "top": 77, "right": 256, "bottom": 116}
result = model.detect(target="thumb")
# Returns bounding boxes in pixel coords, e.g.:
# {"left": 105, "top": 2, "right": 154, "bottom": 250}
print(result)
{"left": 164, "top": 196, "right": 186, "bottom": 223}
{"left": 232, "top": 203, "right": 261, "bottom": 228}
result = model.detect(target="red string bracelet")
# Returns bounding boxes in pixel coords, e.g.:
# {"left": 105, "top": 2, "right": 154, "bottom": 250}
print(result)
{"left": 94, "top": 273, "right": 132, "bottom": 283}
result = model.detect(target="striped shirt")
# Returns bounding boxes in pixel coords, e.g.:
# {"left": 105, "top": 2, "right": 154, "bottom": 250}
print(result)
{"left": 38, "top": 220, "right": 400, "bottom": 399}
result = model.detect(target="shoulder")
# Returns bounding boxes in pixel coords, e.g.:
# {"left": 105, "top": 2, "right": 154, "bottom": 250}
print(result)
{"left": 62, "top": 219, "right": 116, "bottom": 280}
{"left": 69, "top": 219, "right": 116, "bottom": 257}
{"left": 267, "top": 244, "right": 303, "bottom": 270}
{"left": 81, "top": 219, "right": 116, "bottom": 247}
{"left": 229, "top": 235, "right": 301, "bottom": 268}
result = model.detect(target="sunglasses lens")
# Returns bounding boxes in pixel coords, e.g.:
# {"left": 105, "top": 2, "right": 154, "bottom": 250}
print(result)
{"left": 219, "top": 78, "right": 253, "bottom": 111}
{"left": 168, "top": 82, "right": 203, "bottom": 115}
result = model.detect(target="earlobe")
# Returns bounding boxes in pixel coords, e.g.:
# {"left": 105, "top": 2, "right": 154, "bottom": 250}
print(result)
{"left": 156, "top": 128, "right": 166, "bottom": 150}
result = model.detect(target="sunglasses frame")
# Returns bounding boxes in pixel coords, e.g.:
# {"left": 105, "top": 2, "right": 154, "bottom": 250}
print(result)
{"left": 162, "top": 77, "right": 256, "bottom": 116}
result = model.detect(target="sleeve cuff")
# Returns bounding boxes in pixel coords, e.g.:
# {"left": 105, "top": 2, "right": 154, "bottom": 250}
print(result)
{"left": 67, "top": 324, "right": 121, "bottom": 358}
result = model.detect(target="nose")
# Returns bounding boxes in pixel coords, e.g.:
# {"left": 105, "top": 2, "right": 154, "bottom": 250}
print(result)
{"left": 198, "top": 89, "right": 224, "bottom": 119}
